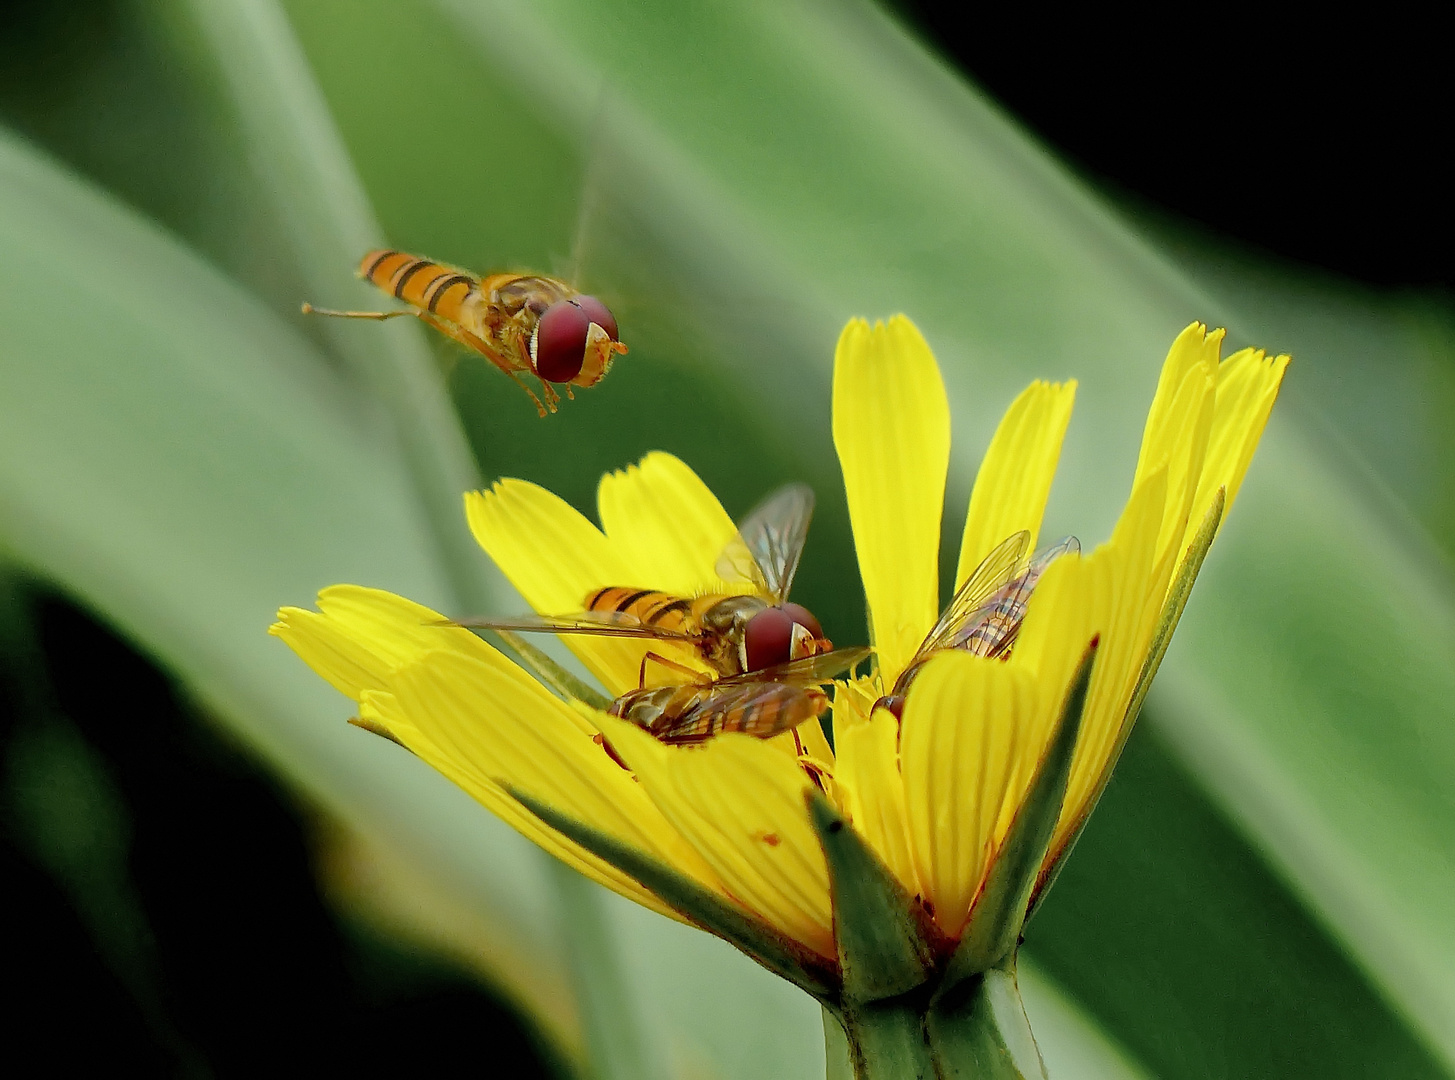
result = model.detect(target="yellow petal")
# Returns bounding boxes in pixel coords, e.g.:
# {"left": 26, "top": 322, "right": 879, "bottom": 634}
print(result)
{"left": 1134, "top": 323, "right": 1221, "bottom": 486}
{"left": 1057, "top": 467, "right": 1169, "bottom": 846}
{"left": 1180, "top": 347, "right": 1290, "bottom": 561}
{"left": 1009, "top": 552, "right": 1102, "bottom": 738}
{"left": 387, "top": 648, "right": 729, "bottom": 909}
{"left": 465, "top": 479, "right": 645, "bottom": 695}
{"left": 1133, "top": 332, "right": 1217, "bottom": 577}
{"left": 597, "top": 452, "right": 741, "bottom": 597}
{"left": 275, "top": 589, "right": 720, "bottom": 922}
{"left": 956, "top": 380, "right": 1076, "bottom": 587}
{"left": 899, "top": 651, "right": 1047, "bottom": 939}
{"left": 832, "top": 681, "right": 919, "bottom": 898}
{"left": 362, "top": 690, "right": 681, "bottom": 921}
{"left": 794, "top": 714, "right": 837, "bottom": 769}
{"left": 833, "top": 316, "right": 951, "bottom": 685}
{"left": 271, "top": 585, "right": 506, "bottom": 700}
{"left": 273, "top": 605, "right": 383, "bottom": 700}
{"left": 598, "top": 715, "right": 836, "bottom": 958}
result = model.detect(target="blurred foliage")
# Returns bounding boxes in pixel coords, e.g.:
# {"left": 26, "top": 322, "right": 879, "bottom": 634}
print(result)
{"left": 0, "top": 576, "right": 555, "bottom": 1074}
{"left": 1, "top": 1, "right": 1452, "bottom": 1078}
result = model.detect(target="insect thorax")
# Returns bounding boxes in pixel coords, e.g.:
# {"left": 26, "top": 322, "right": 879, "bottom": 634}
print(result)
{"left": 700, "top": 594, "right": 768, "bottom": 672}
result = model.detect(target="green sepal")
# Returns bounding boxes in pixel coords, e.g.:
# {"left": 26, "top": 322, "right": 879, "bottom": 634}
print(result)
{"left": 941, "top": 638, "right": 1098, "bottom": 988}
{"left": 1125, "top": 487, "right": 1226, "bottom": 725}
{"left": 926, "top": 959, "right": 1048, "bottom": 1079}
{"left": 808, "top": 790, "right": 937, "bottom": 1003}
{"left": 491, "top": 628, "right": 614, "bottom": 711}
{"left": 1030, "top": 488, "right": 1224, "bottom": 916}
{"left": 506, "top": 786, "right": 840, "bottom": 1001}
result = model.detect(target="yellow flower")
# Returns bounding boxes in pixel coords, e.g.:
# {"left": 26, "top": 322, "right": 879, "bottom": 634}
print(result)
{"left": 271, "top": 317, "right": 1285, "bottom": 997}
{"left": 830, "top": 317, "right": 1285, "bottom": 941}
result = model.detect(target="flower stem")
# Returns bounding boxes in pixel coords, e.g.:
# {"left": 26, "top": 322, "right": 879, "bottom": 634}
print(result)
{"left": 823, "top": 959, "right": 1047, "bottom": 1080}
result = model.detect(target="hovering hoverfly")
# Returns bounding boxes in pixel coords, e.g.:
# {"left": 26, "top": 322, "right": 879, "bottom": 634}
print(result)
{"left": 875, "top": 531, "right": 1081, "bottom": 718}
{"left": 462, "top": 484, "right": 845, "bottom": 683}
{"left": 608, "top": 647, "right": 871, "bottom": 745}
{"left": 303, "top": 250, "right": 627, "bottom": 417}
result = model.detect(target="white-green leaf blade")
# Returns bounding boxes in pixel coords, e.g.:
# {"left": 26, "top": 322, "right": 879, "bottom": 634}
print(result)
{"left": 0, "top": 126, "right": 566, "bottom": 1003}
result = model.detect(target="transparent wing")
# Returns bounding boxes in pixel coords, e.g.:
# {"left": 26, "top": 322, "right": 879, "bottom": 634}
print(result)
{"left": 719, "top": 645, "right": 872, "bottom": 687}
{"left": 714, "top": 483, "right": 815, "bottom": 602}
{"left": 916, "top": 531, "right": 1031, "bottom": 658}
{"left": 969, "top": 535, "right": 1082, "bottom": 660}
{"left": 446, "top": 610, "right": 696, "bottom": 641}
{"left": 563, "top": 85, "right": 617, "bottom": 286}
{"left": 1026, "top": 536, "right": 1080, "bottom": 583}
{"left": 658, "top": 681, "right": 826, "bottom": 744}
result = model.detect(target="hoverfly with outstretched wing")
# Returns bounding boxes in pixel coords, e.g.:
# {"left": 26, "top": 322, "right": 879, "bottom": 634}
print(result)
{"left": 875, "top": 531, "right": 1081, "bottom": 718}
{"left": 461, "top": 484, "right": 840, "bottom": 680}
{"left": 303, "top": 250, "right": 627, "bottom": 417}
{"left": 457, "top": 484, "right": 866, "bottom": 743}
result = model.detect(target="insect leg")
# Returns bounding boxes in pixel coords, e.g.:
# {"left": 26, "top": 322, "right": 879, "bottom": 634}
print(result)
{"left": 504, "top": 370, "right": 552, "bottom": 417}
{"left": 301, "top": 304, "right": 416, "bottom": 320}
{"left": 536, "top": 376, "right": 562, "bottom": 412}
{"left": 415, "top": 312, "right": 554, "bottom": 417}
{"left": 638, "top": 651, "right": 707, "bottom": 689}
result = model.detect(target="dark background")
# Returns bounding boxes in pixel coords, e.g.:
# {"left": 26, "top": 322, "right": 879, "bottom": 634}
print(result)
{"left": 890, "top": 5, "right": 1452, "bottom": 294}
{"left": 2, "top": 3, "right": 1447, "bottom": 1076}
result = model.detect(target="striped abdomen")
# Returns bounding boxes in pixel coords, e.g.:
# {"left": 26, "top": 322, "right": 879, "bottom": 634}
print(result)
{"left": 359, "top": 249, "right": 480, "bottom": 326}
{"left": 613, "top": 681, "right": 827, "bottom": 744}
{"left": 584, "top": 587, "right": 723, "bottom": 637}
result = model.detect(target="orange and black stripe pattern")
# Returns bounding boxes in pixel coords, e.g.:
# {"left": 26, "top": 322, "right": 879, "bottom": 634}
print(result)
{"left": 358, "top": 249, "right": 479, "bottom": 326}
{"left": 584, "top": 586, "right": 717, "bottom": 636}
{"left": 656, "top": 682, "right": 827, "bottom": 743}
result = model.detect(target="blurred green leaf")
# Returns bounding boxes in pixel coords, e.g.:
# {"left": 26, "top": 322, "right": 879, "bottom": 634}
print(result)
{"left": 0, "top": 124, "right": 574, "bottom": 1043}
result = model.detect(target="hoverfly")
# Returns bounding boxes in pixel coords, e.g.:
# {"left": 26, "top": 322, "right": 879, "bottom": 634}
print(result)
{"left": 463, "top": 484, "right": 844, "bottom": 682}
{"left": 608, "top": 646, "right": 871, "bottom": 745}
{"left": 303, "top": 250, "right": 627, "bottom": 417}
{"left": 875, "top": 531, "right": 1081, "bottom": 718}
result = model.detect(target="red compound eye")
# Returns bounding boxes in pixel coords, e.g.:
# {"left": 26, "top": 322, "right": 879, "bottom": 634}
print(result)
{"left": 743, "top": 607, "right": 795, "bottom": 672}
{"left": 533, "top": 300, "right": 591, "bottom": 383}
{"left": 575, "top": 295, "right": 619, "bottom": 341}
{"left": 781, "top": 602, "right": 823, "bottom": 642}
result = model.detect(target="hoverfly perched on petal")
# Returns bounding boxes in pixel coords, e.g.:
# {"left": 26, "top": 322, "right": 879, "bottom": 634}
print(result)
{"left": 303, "top": 250, "right": 627, "bottom": 417}
{"left": 610, "top": 646, "right": 871, "bottom": 745}
{"left": 876, "top": 531, "right": 1081, "bottom": 718}
{"left": 458, "top": 484, "right": 867, "bottom": 743}
{"left": 462, "top": 484, "right": 842, "bottom": 680}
